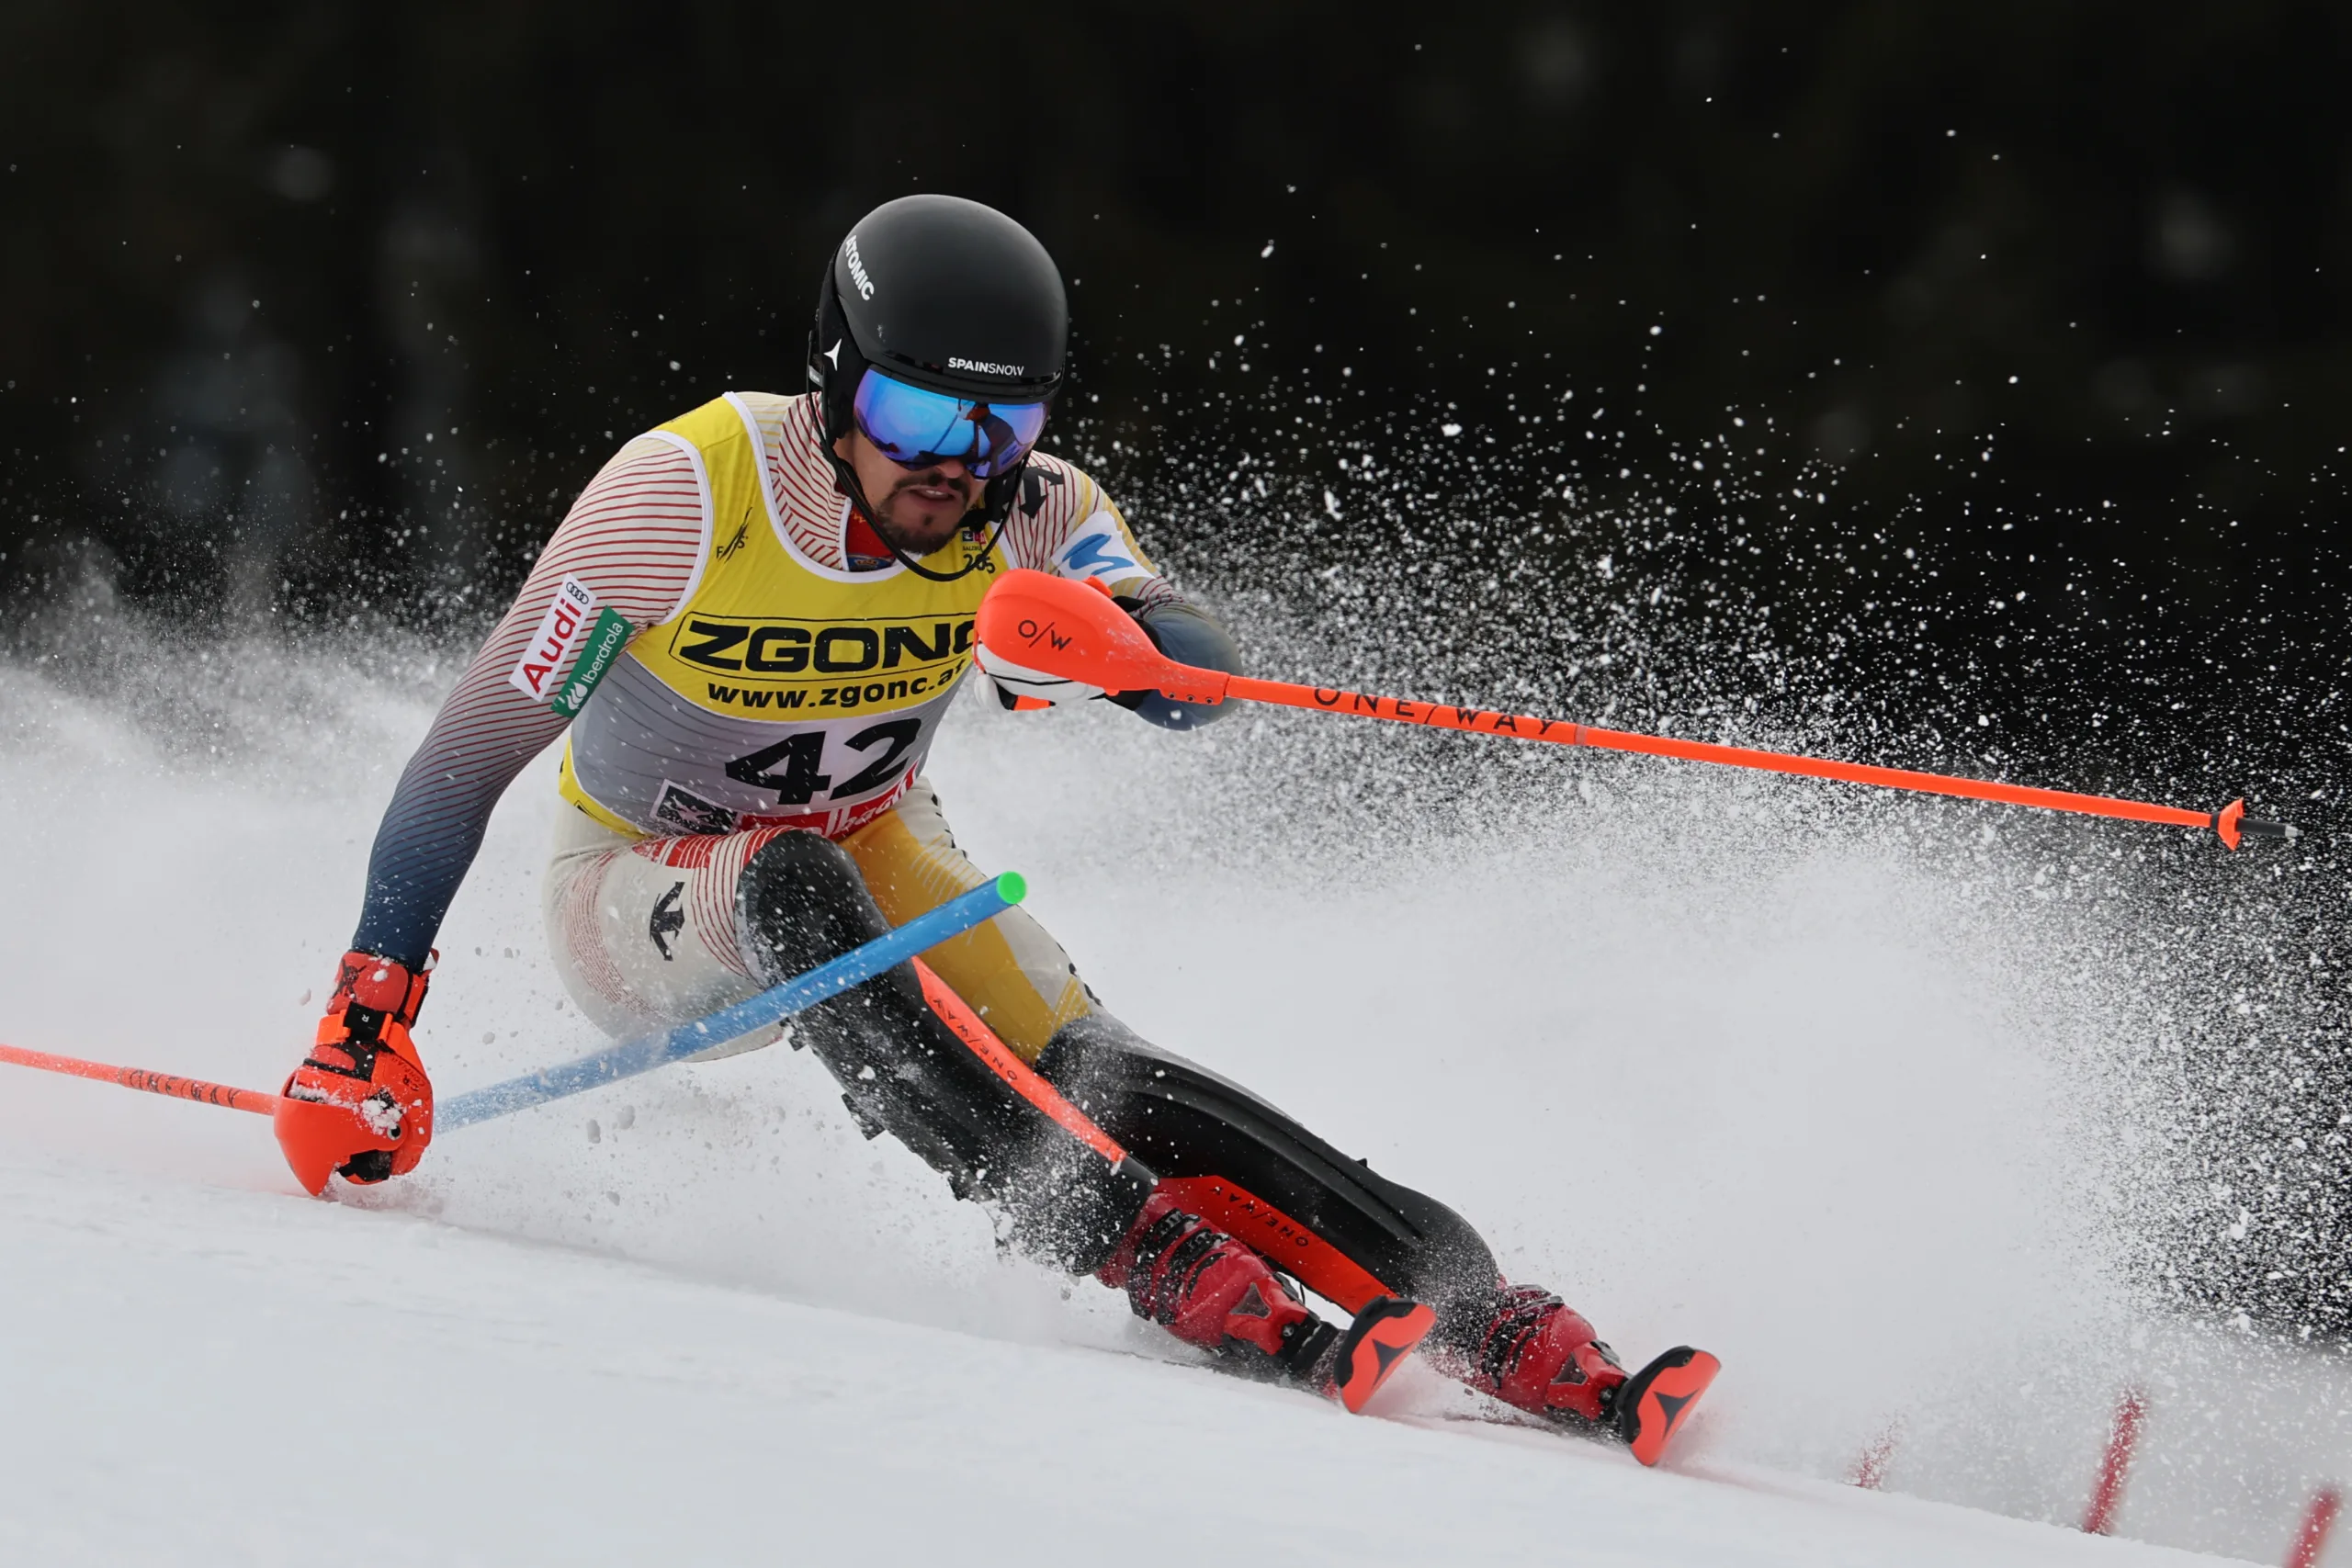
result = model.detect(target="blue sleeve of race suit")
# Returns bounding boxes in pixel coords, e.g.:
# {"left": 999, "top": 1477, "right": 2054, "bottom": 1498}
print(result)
{"left": 1125, "top": 598, "right": 1242, "bottom": 731}
{"left": 345, "top": 435, "right": 706, "bottom": 967}
{"left": 346, "top": 654, "right": 576, "bottom": 966}
{"left": 347, "top": 698, "right": 570, "bottom": 967}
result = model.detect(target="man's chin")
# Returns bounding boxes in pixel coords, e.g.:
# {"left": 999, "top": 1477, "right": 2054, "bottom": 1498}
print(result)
{"left": 877, "top": 506, "right": 975, "bottom": 558}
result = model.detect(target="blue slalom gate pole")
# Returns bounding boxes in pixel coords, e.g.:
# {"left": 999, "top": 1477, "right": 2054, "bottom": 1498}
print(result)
{"left": 435, "top": 872, "right": 1027, "bottom": 1133}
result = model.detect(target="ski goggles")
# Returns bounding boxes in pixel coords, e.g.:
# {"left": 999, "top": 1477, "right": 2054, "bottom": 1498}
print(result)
{"left": 851, "top": 367, "right": 1047, "bottom": 479}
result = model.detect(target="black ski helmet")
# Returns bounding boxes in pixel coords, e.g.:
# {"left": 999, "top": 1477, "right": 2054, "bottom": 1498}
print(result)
{"left": 812, "top": 194, "right": 1068, "bottom": 410}
{"left": 808, "top": 196, "right": 1069, "bottom": 560}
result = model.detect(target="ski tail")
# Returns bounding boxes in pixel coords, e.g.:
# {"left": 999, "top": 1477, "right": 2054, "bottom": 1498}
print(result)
{"left": 1328, "top": 1296, "right": 1436, "bottom": 1415}
{"left": 1616, "top": 1346, "right": 1720, "bottom": 1466}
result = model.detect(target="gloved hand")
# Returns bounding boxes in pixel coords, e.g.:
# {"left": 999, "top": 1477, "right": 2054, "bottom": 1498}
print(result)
{"left": 975, "top": 639, "right": 1107, "bottom": 710}
{"left": 278, "top": 950, "right": 435, "bottom": 1190}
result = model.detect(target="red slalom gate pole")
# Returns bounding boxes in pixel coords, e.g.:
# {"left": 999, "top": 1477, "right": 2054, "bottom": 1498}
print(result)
{"left": 1849, "top": 1418, "right": 1904, "bottom": 1490}
{"left": 2083, "top": 1387, "right": 2148, "bottom": 1536}
{"left": 2287, "top": 1486, "right": 2341, "bottom": 1568}
{"left": 976, "top": 570, "right": 2299, "bottom": 850}
{"left": 0, "top": 1041, "right": 280, "bottom": 1115}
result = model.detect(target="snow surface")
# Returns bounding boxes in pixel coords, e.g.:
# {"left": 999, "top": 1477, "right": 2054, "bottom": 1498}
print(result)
{"left": 0, "top": 625, "right": 2335, "bottom": 1564}
{"left": 0, "top": 1140, "right": 2231, "bottom": 1567}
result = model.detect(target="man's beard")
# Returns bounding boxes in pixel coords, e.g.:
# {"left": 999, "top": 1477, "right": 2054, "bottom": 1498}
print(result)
{"left": 871, "top": 471, "right": 982, "bottom": 551}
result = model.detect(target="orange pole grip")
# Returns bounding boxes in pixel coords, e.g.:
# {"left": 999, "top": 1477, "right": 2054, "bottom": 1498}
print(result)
{"left": 0, "top": 1042, "right": 281, "bottom": 1115}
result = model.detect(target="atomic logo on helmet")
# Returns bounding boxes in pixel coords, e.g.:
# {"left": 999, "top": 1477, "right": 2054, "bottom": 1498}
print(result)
{"left": 842, "top": 233, "right": 876, "bottom": 299}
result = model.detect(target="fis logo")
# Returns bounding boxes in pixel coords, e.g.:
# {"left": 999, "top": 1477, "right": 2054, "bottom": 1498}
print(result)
{"left": 843, "top": 234, "right": 875, "bottom": 299}
{"left": 713, "top": 511, "right": 752, "bottom": 561}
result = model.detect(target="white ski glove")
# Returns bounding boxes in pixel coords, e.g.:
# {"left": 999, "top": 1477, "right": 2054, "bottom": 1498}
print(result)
{"left": 975, "top": 641, "right": 1106, "bottom": 711}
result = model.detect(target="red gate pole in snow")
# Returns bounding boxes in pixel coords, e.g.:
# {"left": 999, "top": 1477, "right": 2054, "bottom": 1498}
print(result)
{"left": 1849, "top": 1418, "right": 1904, "bottom": 1490}
{"left": 2285, "top": 1486, "right": 2341, "bottom": 1568}
{"left": 2082, "top": 1388, "right": 2147, "bottom": 1535}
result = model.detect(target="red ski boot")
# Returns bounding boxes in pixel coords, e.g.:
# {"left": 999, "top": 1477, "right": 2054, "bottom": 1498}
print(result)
{"left": 1455, "top": 1285, "right": 1630, "bottom": 1427}
{"left": 1099, "top": 1192, "right": 1432, "bottom": 1413}
{"left": 1444, "top": 1286, "right": 1719, "bottom": 1464}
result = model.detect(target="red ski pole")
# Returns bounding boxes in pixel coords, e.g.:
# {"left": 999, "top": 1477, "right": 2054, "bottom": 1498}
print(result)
{"left": 0, "top": 1038, "right": 383, "bottom": 1193}
{"left": 976, "top": 570, "right": 2298, "bottom": 851}
{"left": 0, "top": 1042, "right": 281, "bottom": 1115}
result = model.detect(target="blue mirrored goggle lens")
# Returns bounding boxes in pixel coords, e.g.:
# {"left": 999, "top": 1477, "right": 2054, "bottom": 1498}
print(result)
{"left": 852, "top": 369, "right": 1046, "bottom": 479}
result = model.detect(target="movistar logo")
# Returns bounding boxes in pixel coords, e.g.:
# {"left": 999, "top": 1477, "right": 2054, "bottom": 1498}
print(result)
{"left": 1060, "top": 533, "right": 1136, "bottom": 579}
{"left": 843, "top": 235, "right": 875, "bottom": 299}
{"left": 949, "top": 356, "right": 1023, "bottom": 376}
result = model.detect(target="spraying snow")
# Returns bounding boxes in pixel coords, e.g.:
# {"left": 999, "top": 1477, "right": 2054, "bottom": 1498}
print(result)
{"left": 0, "top": 583, "right": 2338, "bottom": 1563}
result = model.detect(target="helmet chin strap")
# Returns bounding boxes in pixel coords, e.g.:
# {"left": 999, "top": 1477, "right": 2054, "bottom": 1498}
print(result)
{"left": 882, "top": 511, "right": 1010, "bottom": 584}
{"left": 826, "top": 446, "right": 1012, "bottom": 583}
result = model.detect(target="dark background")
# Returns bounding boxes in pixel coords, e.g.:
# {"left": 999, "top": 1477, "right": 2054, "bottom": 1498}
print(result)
{"left": 5, "top": 2, "right": 2347, "bottom": 627}
{"left": 5, "top": 2, "right": 2352, "bottom": 1326}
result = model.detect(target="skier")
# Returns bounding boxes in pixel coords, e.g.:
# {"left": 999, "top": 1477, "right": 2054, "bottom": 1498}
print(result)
{"left": 288, "top": 194, "right": 1697, "bottom": 1447}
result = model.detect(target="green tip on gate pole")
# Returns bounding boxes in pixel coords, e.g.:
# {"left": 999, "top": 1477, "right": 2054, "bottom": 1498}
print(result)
{"left": 994, "top": 871, "right": 1028, "bottom": 905}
